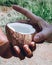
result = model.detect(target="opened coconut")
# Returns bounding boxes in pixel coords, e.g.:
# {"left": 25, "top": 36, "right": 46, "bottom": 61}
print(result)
{"left": 5, "top": 22, "right": 36, "bottom": 47}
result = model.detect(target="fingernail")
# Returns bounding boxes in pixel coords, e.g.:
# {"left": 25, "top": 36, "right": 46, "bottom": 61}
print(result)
{"left": 34, "top": 35, "right": 40, "bottom": 41}
{"left": 23, "top": 45, "right": 29, "bottom": 50}
{"left": 30, "top": 42, "right": 36, "bottom": 51}
{"left": 14, "top": 46, "right": 20, "bottom": 54}
{"left": 23, "top": 45, "right": 33, "bottom": 57}
{"left": 30, "top": 42, "right": 35, "bottom": 47}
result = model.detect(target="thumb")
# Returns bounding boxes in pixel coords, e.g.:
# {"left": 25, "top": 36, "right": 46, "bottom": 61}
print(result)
{"left": 34, "top": 28, "right": 51, "bottom": 43}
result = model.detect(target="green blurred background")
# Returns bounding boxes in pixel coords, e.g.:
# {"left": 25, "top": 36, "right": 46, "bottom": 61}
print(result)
{"left": 0, "top": 0, "right": 52, "bottom": 23}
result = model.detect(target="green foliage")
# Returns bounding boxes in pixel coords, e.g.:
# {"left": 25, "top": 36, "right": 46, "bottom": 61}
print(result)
{"left": 0, "top": 0, "right": 52, "bottom": 23}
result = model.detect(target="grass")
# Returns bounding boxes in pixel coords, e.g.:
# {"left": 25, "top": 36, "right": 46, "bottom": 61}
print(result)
{"left": 0, "top": 0, "right": 52, "bottom": 23}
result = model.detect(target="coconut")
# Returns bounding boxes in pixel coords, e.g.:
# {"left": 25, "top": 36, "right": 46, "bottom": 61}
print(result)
{"left": 5, "top": 22, "right": 36, "bottom": 47}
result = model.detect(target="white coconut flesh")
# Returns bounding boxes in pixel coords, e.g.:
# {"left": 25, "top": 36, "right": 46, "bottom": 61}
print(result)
{"left": 7, "top": 23, "right": 36, "bottom": 34}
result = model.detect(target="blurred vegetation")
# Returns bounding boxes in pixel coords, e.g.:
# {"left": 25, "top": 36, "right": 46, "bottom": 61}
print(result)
{"left": 0, "top": 0, "right": 52, "bottom": 23}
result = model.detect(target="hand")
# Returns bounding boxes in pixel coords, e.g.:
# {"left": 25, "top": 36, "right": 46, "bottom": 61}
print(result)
{"left": 12, "top": 5, "right": 52, "bottom": 59}
{"left": 0, "top": 28, "right": 9, "bottom": 56}
{"left": 0, "top": 5, "right": 52, "bottom": 60}
{"left": 12, "top": 5, "right": 52, "bottom": 43}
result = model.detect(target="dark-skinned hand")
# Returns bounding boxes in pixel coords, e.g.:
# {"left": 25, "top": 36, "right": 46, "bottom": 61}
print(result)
{"left": 0, "top": 5, "right": 52, "bottom": 60}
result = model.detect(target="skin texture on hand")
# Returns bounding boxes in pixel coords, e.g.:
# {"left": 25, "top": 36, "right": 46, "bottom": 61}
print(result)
{"left": 12, "top": 5, "right": 52, "bottom": 43}
{"left": 12, "top": 5, "right": 52, "bottom": 58}
{"left": 0, "top": 28, "right": 9, "bottom": 56}
{"left": 0, "top": 28, "right": 9, "bottom": 46}
{"left": 0, "top": 5, "right": 52, "bottom": 59}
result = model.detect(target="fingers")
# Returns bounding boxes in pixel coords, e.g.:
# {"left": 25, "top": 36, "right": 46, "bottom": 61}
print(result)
{"left": 16, "top": 19, "right": 30, "bottom": 24}
{"left": 34, "top": 28, "right": 52, "bottom": 43}
{"left": 1, "top": 46, "right": 12, "bottom": 58}
{"left": 34, "top": 33, "right": 45, "bottom": 43}
{"left": 13, "top": 46, "right": 25, "bottom": 60}
{"left": 13, "top": 41, "right": 36, "bottom": 58}
{"left": 13, "top": 46, "right": 21, "bottom": 55}
{"left": 29, "top": 42, "right": 36, "bottom": 51}
{"left": 12, "top": 5, "right": 40, "bottom": 23}
{"left": 12, "top": 5, "right": 50, "bottom": 29}
{"left": 23, "top": 44, "right": 33, "bottom": 58}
